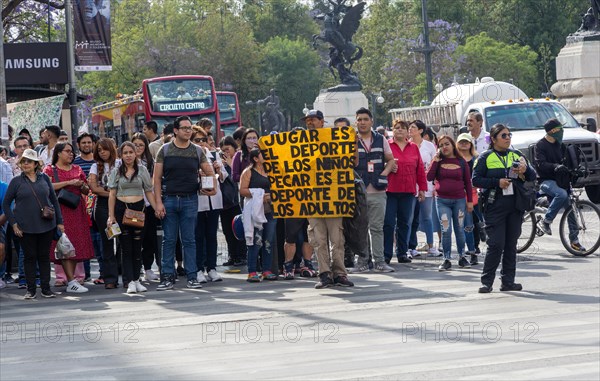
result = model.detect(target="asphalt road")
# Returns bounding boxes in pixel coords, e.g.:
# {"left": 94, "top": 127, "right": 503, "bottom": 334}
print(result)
{"left": 0, "top": 208, "right": 598, "bottom": 380}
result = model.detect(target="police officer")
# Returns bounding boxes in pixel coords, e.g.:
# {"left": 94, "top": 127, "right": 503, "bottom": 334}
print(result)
{"left": 472, "top": 124, "right": 536, "bottom": 293}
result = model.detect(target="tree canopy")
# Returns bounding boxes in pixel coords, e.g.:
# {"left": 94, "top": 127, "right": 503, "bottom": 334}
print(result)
{"left": 3, "top": 0, "right": 593, "bottom": 128}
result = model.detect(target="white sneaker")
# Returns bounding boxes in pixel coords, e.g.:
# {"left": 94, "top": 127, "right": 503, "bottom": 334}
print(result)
{"left": 197, "top": 272, "right": 208, "bottom": 283}
{"left": 134, "top": 280, "right": 147, "bottom": 292}
{"left": 207, "top": 269, "right": 223, "bottom": 282}
{"left": 127, "top": 282, "right": 137, "bottom": 294}
{"left": 406, "top": 249, "right": 419, "bottom": 259}
{"left": 428, "top": 247, "right": 442, "bottom": 257}
{"left": 66, "top": 281, "right": 88, "bottom": 293}
{"left": 145, "top": 269, "right": 159, "bottom": 282}
{"left": 0, "top": 279, "right": 6, "bottom": 289}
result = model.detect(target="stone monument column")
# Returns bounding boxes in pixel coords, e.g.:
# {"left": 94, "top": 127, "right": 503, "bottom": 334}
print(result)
{"left": 551, "top": 34, "right": 600, "bottom": 124}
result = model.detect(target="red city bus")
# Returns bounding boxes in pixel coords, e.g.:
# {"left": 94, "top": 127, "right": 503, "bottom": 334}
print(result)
{"left": 92, "top": 75, "right": 220, "bottom": 143}
{"left": 217, "top": 91, "right": 242, "bottom": 137}
{"left": 143, "top": 75, "right": 220, "bottom": 135}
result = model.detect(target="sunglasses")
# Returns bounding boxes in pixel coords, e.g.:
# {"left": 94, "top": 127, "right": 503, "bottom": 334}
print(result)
{"left": 178, "top": 126, "right": 193, "bottom": 131}
{"left": 194, "top": 138, "right": 208, "bottom": 143}
{"left": 500, "top": 133, "right": 512, "bottom": 139}
{"left": 21, "top": 158, "right": 35, "bottom": 164}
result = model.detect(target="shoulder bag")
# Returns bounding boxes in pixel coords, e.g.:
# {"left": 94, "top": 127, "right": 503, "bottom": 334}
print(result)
{"left": 53, "top": 166, "right": 81, "bottom": 209}
{"left": 123, "top": 205, "right": 145, "bottom": 228}
{"left": 26, "top": 176, "right": 55, "bottom": 220}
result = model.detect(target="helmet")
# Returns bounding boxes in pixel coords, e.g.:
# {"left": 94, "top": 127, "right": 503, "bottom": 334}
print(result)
{"left": 232, "top": 214, "right": 245, "bottom": 241}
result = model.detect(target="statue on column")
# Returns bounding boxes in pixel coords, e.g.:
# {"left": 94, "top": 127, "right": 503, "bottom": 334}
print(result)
{"left": 576, "top": 0, "right": 600, "bottom": 33}
{"left": 312, "top": 0, "right": 366, "bottom": 91}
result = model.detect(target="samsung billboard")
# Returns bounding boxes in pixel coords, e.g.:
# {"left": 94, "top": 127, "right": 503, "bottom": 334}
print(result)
{"left": 3, "top": 42, "right": 68, "bottom": 85}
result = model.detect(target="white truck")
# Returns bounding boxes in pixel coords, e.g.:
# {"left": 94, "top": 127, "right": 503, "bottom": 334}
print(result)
{"left": 389, "top": 78, "right": 600, "bottom": 203}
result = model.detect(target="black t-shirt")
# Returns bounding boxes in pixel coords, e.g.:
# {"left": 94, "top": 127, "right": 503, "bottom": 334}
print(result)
{"left": 156, "top": 142, "right": 208, "bottom": 195}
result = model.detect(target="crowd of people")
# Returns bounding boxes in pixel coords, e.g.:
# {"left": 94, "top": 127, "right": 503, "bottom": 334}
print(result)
{"left": 0, "top": 107, "right": 582, "bottom": 299}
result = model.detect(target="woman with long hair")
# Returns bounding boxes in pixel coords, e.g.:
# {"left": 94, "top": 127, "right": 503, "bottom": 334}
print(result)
{"left": 3, "top": 149, "right": 63, "bottom": 299}
{"left": 473, "top": 124, "right": 536, "bottom": 293}
{"left": 231, "top": 128, "right": 259, "bottom": 183}
{"left": 408, "top": 120, "right": 438, "bottom": 257}
{"left": 89, "top": 138, "right": 120, "bottom": 289}
{"left": 427, "top": 135, "right": 473, "bottom": 271}
{"left": 107, "top": 142, "right": 157, "bottom": 294}
{"left": 456, "top": 133, "right": 482, "bottom": 265}
{"left": 44, "top": 142, "right": 94, "bottom": 293}
{"left": 219, "top": 136, "right": 246, "bottom": 267}
{"left": 239, "top": 148, "right": 277, "bottom": 282}
{"left": 132, "top": 132, "right": 159, "bottom": 282}
{"left": 192, "top": 127, "right": 226, "bottom": 283}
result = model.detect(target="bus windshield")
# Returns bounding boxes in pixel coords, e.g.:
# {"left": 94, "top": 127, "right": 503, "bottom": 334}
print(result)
{"left": 147, "top": 79, "right": 214, "bottom": 113}
{"left": 484, "top": 102, "right": 580, "bottom": 131}
{"left": 218, "top": 94, "right": 238, "bottom": 123}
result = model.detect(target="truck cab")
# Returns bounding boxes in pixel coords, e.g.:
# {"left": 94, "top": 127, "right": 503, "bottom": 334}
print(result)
{"left": 467, "top": 98, "right": 600, "bottom": 202}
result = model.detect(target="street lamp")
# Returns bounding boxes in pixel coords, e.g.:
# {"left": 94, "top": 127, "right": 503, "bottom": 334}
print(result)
{"left": 302, "top": 103, "right": 309, "bottom": 115}
{"left": 245, "top": 99, "right": 265, "bottom": 135}
{"left": 368, "top": 91, "right": 385, "bottom": 126}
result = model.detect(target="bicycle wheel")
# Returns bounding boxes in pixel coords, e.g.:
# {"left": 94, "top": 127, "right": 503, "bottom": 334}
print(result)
{"left": 559, "top": 200, "right": 600, "bottom": 256}
{"left": 517, "top": 211, "right": 537, "bottom": 253}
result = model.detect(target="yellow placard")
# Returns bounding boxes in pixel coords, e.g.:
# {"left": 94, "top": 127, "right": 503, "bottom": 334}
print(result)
{"left": 258, "top": 126, "right": 356, "bottom": 218}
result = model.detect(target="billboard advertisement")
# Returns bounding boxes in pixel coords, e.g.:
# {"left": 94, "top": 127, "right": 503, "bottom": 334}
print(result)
{"left": 73, "top": 0, "right": 112, "bottom": 71}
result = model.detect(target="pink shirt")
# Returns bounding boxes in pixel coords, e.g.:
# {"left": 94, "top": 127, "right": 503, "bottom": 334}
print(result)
{"left": 427, "top": 158, "right": 473, "bottom": 202}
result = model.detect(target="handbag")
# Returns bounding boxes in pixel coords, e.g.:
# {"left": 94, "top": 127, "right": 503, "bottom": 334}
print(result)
{"left": 514, "top": 181, "right": 536, "bottom": 212}
{"left": 220, "top": 176, "right": 239, "bottom": 209}
{"left": 53, "top": 166, "right": 81, "bottom": 209}
{"left": 26, "top": 177, "right": 55, "bottom": 220}
{"left": 123, "top": 205, "right": 145, "bottom": 228}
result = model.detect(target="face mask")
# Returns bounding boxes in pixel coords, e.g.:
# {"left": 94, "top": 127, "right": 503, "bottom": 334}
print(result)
{"left": 550, "top": 129, "right": 564, "bottom": 144}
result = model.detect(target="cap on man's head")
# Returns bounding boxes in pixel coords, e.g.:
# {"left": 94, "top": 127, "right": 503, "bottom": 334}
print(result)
{"left": 301, "top": 109, "right": 324, "bottom": 121}
{"left": 544, "top": 118, "right": 562, "bottom": 132}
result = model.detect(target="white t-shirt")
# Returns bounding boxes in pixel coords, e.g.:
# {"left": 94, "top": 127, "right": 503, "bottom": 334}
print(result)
{"left": 90, "top": 161, "right": 121, "bottom": 187}
{"left": 471, "top": 130, "right": 490, "bottom": 155}
{"left": 416, "top": 139, "right": 436, "bottom": 197}
{"left": 39, "top": 146, "right": 54, "bottom": 166}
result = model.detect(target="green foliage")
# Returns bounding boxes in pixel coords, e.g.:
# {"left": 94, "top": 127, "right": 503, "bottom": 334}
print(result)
{"left": 456, "top": 32, "right": 538, "bottom": 97}
{"left": 242, "top": 0, "right": 317, "bottom": 44}
{"left": 261, "top": 36, "right": 321, "bottom": 125}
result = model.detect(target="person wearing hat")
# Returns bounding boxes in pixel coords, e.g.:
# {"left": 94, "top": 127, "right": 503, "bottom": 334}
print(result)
{"left": 2, "top": 149, "right": 64, "bottom": 299}
{"left": 302, "top": 109, "right": 355, "bottom": 288}
{"left": 456, "top": 132, "right": 483, "bottom": 265}
{"left": 534, "top": 118, "right": 584, "bottom": 251}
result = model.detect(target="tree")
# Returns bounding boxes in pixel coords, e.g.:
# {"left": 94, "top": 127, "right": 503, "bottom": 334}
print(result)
{"left": 261, "top": 36, "right": 321, "bottom": 127}
{"left": 456, "top": 32, "right": 538, "bottom": 97}
{"left": 2, "top": 0, "right": 64, "bottom": 42}
{"left": 242, "top": 0, "right": 317, "bottom": 44}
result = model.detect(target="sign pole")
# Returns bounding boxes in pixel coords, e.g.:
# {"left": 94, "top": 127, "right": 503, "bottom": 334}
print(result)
{"left": 0, "top": 21, "right": 9, "bottom": 143}
{"left": 65, "top": 0, "right": 78, "bottom": 140}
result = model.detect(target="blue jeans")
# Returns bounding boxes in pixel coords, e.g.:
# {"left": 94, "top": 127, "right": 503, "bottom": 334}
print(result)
{"left": 540, "top": 180, "right": 578, "bottom": 241}
{"left": 84, "top": 228, "right": 104, "bottom": 277}
{"left": 247, "top": 213, "right": 276, "bottom": 274}
{"left": 195, "top": 209, "right": 220, "bottom": 273}
{"left": 418, "top": 197, "right": 434, "bottom": 244}
{"left": 161, "top": 195, "right": 198, "bottom": 281}
{"left": 384, "top": 193, "right": 416, "bottom": 260}
{"left": 436, "top": 197, "right": 466, "bottom": 259}
{"left": 464, "top": 210, "right": 475, "bottom": 253}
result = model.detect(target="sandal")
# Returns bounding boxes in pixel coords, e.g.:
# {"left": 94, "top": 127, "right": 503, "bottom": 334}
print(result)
{"left": 246, "top": 272, "right": 262, "bottom": 283}
{"left": 262, "top": 271, "right": 278, "bottom": 281}
{"left": 93, "top": 278, "right": 105, "bottom": 285}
